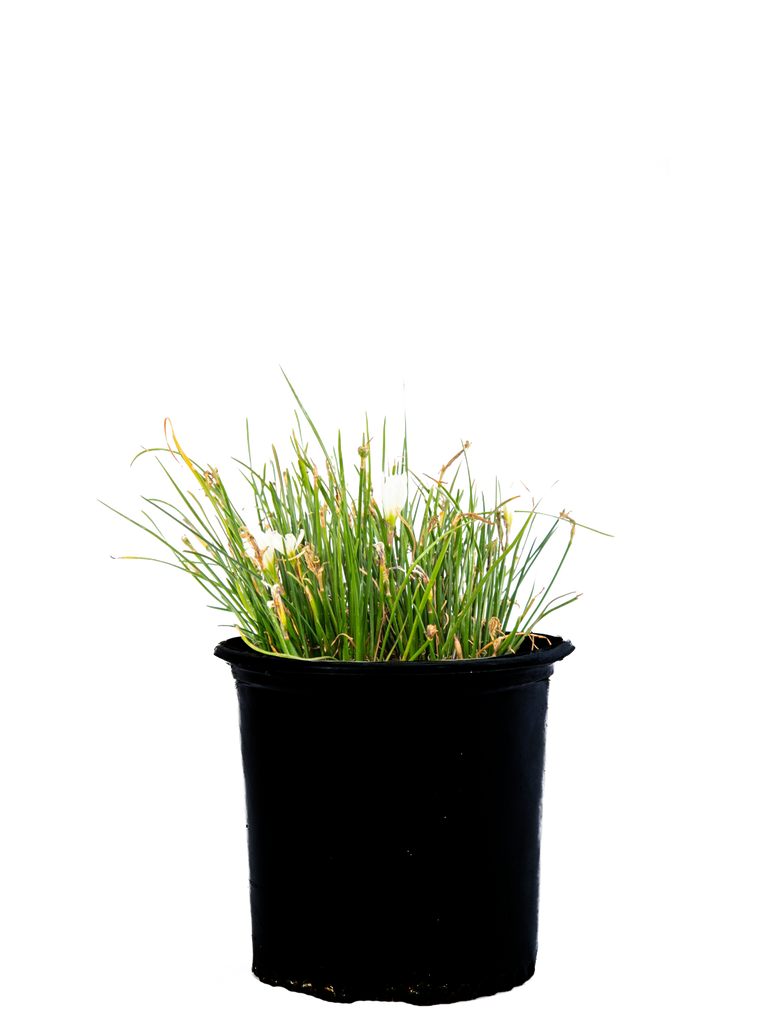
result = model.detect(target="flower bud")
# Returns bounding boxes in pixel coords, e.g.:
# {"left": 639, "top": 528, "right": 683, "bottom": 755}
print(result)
{"left": 381, "top": 472, "right": 407, "bottom": 527}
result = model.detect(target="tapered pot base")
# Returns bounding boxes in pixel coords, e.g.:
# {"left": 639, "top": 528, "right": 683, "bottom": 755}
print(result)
{"left": 249, "top": 958, "right": 536, "bottom": 1007}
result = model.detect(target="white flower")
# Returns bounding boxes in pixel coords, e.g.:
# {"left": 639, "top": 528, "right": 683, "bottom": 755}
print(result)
{"left": 273, "top": 530, "right": 304, "bottom": 557}
{"left": 381, "top": 473, "right": 407, "bottom": 527}
{"left": 241, "top": 523, "right": 304, "bottom": 577}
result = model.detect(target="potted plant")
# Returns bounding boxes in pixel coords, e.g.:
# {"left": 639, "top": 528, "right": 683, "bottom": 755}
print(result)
{"left": 104, "top": 374, "right": 610, "bottom": 1005}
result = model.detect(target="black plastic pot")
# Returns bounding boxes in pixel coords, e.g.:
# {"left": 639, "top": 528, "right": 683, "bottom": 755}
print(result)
{"left": 214, "top": 633, "right": 575, "bottom": 1005}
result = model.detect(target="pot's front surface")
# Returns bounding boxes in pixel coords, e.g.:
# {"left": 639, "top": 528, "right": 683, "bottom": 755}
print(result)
{"left": 215, "top": 635, "right": 574, "bottom": 1005}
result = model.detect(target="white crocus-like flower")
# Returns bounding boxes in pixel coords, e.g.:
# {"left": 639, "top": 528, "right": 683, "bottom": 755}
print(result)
{"left": 266, "top": 532, "right": 305, "bottom": 557}
{"left": 381, "top": 472, "right": 407, "bottom": 527}
{"left": 241, "top": 523, "right": 305, "bottom": 578}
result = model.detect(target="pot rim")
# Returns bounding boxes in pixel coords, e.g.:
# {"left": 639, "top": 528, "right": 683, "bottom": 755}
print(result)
{"left": 214, "top": 633, "right": 575, "bottom": 687}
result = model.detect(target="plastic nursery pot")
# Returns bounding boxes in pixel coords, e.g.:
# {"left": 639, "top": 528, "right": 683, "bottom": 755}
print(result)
{"left": 213, "top": 633, "right": 575, "bottom": 1006}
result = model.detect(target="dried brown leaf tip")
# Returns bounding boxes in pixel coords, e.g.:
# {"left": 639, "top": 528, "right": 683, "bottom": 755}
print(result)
{"left": 425, "top": 624, "right": 438, "bottom": 641}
